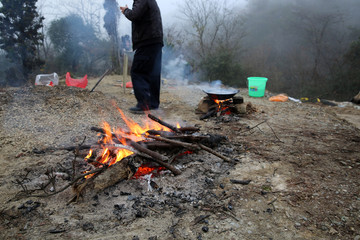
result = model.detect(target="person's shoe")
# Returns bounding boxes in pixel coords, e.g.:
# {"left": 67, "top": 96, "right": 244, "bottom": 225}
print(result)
{"left": 129, "top": 106, "right": 145, "bottom": 114}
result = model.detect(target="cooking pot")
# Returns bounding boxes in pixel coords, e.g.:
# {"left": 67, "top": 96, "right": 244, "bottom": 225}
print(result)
{"left": 203, "top": 89, "right": 239, "bottom": 100}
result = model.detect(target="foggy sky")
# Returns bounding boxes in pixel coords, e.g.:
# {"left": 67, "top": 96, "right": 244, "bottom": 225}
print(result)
{"left": 35, "top": 0, "right": 245, "bottom": 36}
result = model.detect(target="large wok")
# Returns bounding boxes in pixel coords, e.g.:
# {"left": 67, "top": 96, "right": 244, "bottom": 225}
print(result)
{"left": 203, "top": 89, "right": 239, "bottom": 100}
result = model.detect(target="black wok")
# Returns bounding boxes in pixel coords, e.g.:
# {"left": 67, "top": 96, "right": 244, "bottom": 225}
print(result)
{"left": 203, "top": 89, "right": 239, "bottom": 100}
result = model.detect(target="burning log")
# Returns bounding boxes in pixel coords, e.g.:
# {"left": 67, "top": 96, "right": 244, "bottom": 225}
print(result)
{"left": 147, "top": 135, "right": 234, "bottom": 163}
{"left": 126, "top": 139, "right": 182, "bottom": 176}
{"left": 146, "top": 130, "right": 208, "bottom": 142}
{"left": 147, "top": 135, "right": 197, "bottom": 149}
{"left": 68, "top": 155, "right": 138, "bottom": 204}
{"left": 91, "top": 155, "right": 138, "bottom": 191}
{"left": 146, "top": 130, "right": 178, "bottom": 138}
{"left": 90, "top": 142, "right": 181, "bottom": 176}
{"left": 148, "top": 114, "right": 181, "bottom": 133}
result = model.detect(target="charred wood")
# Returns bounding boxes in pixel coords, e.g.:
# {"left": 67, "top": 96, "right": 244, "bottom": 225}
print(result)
{"left": 178, "top": 126, "right": 201, "bottom": 133}
{"left": 200, "top": 108, "right": 217, "bottom": 120}
{"left": 143, "top": 141, "right": 177, "bottom": 150}
{"left": 126, "top": 139, "right": 182, "bottom": 176}
{"left": 147, "top": 135, "right": 234, "bottom": 163}
{"left": 147, "top": 114, "right": 181, "bottom": 133}
{"left": 197, "top": 144, "right": 234, "bottom": 163}
{"left": 146, "top": 130, "right": 178, "bottom": 138}
{"left": 230, "top": 179, "right": 251, "bottom": 185}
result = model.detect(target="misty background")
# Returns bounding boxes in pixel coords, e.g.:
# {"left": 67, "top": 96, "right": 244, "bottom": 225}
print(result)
{"left": 0, "top": 0, "right": 359, "bottom": 100}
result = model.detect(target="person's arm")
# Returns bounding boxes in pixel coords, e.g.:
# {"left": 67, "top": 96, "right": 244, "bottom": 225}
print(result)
{"left": 121, "top": 0, "right": 148, "bottom": 21}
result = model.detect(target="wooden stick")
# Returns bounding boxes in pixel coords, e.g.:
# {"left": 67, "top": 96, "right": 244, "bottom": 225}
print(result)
{"left": 90, "top": 68, "right": 112, "bottom": 92}
{"left": 197, "top": 143, "right": 234, "bottom": 163}
{"left": 146, "top": 130, "right": 208, "bottom": 142}
{"left": 200, "top": 108, "right": 217, "bottom": 120}
{"left": 27, "top": 167, "right": 106, "bottom": 198}
{"left": 146, "top": 130, "right": 178, "bottom": 138}
{"left": 240, "top": 120, "right": 267, "bottom": 133}
{"left": 123, "top": 53, "right": 128, "bottom": 93}
{"left": 266, "top": 122, "right": 283, "bottom": 142}
{"left": 147, "top": 114, "right": 181, "bottom": 133}
{"left": 148, "top": 135, "right": 234, "bottom": 163}
{"left": 143, "top": 141, "right": 175, "bottom": 149}
{"left": 147, "top": 135, "right": 198, "bottom": 149}
{"left": 178, "top": 126, "right": 201, "bottom": 133}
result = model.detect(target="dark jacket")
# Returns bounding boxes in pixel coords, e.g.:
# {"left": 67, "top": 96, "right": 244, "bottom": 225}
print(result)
{"left": 123, "top": 0, "right": 163, "bottom": 50}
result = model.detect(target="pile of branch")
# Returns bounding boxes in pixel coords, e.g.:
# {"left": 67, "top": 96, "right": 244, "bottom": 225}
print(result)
{"left": 25, "top": 114, "right": 233, "bottom": 203}
{"left": 90, "top": 113, "right": 234, "bottom": 176}
{"left": 69, "top": 114, "right": 234, "bottom": 202}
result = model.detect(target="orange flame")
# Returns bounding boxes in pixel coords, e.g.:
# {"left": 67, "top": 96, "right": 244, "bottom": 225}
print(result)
{"left": 85, "top": 149, "right": 93, "bottom": 160}
{"left": 214, "top": 99, "right": 232, "bottom": 113}
{"left": 83, "top": 107, "right": 180, "bottom": 178}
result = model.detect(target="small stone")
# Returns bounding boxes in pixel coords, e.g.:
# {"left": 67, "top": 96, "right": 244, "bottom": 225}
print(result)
{"left": 202, "top": 226, "right": 209, "bottom": 232}
{"left": 128, "top": 195, "right": 137, "bottom": 201}
{"left": 82, "top": 222, "right": 94, "bottom": 231}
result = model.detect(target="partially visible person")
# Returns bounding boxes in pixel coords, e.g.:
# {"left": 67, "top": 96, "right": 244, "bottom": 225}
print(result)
{"left": 121, "top": 34, "right": 132, "bottom": 51}
{"left": 120, "top": 0, "right": 163, "bottom": 113}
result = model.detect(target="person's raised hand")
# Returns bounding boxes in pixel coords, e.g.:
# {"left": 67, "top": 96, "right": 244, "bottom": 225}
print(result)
{"left": 120, "top": 5, "right": 128, "bottom": 14}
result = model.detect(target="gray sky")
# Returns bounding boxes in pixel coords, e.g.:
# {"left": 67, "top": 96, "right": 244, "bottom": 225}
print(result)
{"left": 36, "top": 0, "right": 245, "bottom": 36}
{"left": 120, "top": 0, "right": 245, "bottom": 35}
{"left": 119, "top": 0, "right": 186, "bottom": 34}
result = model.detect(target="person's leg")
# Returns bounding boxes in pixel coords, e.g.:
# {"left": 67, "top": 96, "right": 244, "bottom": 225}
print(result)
{"left": 131, "top": 48, "right": 151, "bottom": 110}
{"left": 149, "top": 44, "right": 162, "bottom": 109}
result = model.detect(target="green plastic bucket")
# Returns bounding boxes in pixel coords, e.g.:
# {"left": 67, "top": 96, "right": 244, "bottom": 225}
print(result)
{"left": 247, "top": 77, "right": 268, "bottom": 97}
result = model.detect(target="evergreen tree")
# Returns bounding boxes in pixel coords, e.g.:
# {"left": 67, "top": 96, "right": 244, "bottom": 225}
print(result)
{"left": 48, "top": 14, "right": 100, "bottom": 75}
{"left": 0, "top": 0, "right": 44, "bottom": 83}
{"left": 103, "top": 0, "right": 120, "bottom": 73}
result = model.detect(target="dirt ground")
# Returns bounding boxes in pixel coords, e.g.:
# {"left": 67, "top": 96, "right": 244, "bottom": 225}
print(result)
{"left": 0, "top": 75, "right": 359, "bottom": 240}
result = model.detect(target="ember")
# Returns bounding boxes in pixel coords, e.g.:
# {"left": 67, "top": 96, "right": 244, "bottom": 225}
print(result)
{"left": 132, "top": 164, "right": 166, "bottom": 179}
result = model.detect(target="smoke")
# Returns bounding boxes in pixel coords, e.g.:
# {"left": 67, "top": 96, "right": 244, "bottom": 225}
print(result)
{"left": 163, "top": 54, "right": 189, "bottom": 82}
{"left": 162, "top": 46, "right": 238, "bottom": 93}
{"left": 161, "top": 50, "right": 238, "bottom": 108}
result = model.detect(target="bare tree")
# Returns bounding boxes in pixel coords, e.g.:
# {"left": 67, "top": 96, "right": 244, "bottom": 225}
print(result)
{"left": 178, "top": 0, "right": 246, "bottom": 83}
{"left": 180, "top": 0, "right": 245, "bottom": 58}
{"left": 293, "top": 4, "right": 345, "bottom": 85}
{"left": 38, "top": 0, "right": 103, "bottom": 37}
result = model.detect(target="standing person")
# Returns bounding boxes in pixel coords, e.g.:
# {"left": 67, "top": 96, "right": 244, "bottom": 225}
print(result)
{"left": 120, "top": 0, "right": 163, "bottom": 113}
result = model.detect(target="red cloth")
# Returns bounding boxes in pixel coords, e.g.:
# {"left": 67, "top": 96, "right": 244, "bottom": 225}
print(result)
{"left": 66, "top": 72, "right": 88, "bottom": 88}
{"left": 126, "top": 81, "right": 133, "bottom": 88}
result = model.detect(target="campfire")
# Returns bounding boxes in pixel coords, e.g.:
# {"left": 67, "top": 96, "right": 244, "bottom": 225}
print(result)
{"left": 69, "top": 109, "right": 234, "bottom": 202}
{"left": 197, "top": 91, "right": 245, "bottom": 120}
{"left": 24, "top": 107, "right": 234, "bottom": 203}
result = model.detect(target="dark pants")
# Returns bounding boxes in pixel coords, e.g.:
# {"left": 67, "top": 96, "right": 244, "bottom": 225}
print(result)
{"left": 131, "top": 43, "right": 162, "bottom": 110}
